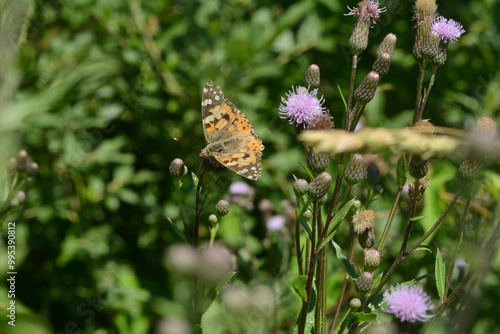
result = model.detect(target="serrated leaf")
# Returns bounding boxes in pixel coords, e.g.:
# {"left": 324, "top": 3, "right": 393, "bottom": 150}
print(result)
{"left": 318, "top": 199, "right": 355, "bottom": 251}
{"left": 397, "top": 155, "right": 407, "bottom": 186}
{"left": 410, "top": 215, "right": 426, "bottom": 221}
{"left": 435, "top": 247, "right": 446, "bottom": 301}
{"left": 192, "top": 172, "right": 199, "bottom": 188}
{"left": 166, "top": 217, "right": 188, "bottom": 243}
{"left": 403, "top": 273, "right": 433, "bottom": 286}
{"left": 292, "top": 275, "right": 308, "bottom": 302}
{"left": 332, "top": 240, "right": 358, "bottom": 279}
{"left": 411, "top": 244, "right": 432, "bottom": 254}
{"left": 351, "top": 311, "right": 378, "bottom": 323}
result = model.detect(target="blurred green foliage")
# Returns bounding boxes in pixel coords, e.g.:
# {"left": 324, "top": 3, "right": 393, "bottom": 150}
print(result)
{"left": 0, "top": 0, "right": 499, "bottom": 333}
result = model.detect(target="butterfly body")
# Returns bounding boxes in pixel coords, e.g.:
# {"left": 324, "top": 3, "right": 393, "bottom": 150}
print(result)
{"left": 200, "top": 81, "right": 264, "bottom": 180}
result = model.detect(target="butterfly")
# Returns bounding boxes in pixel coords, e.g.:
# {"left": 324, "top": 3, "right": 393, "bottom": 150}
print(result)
{"left": 200, "top": 81, "right": 264, "bottom": 180}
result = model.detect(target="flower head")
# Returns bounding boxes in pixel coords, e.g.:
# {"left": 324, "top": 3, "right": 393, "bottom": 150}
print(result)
{"left": 279, "top": 86, "right": 326, "bottom": 126}
{"left": 266, "top": 215, "right": 286, "bottom": 231}
{"left": 345, "top": 0, "right": 386, "bottom": 21}
{"left": 229, "top": 181, "right": 251, "bottom": 196}
{"left": 382, "top": 284, "right": 434, "bottom": 323}
{"left": 431, "top": 17, "right": 465, "bottom": 43}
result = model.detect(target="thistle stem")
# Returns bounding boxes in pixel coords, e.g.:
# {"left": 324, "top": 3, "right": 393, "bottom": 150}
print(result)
{"left": 417, "top": 66, "right": 437, "bottom": 122}
{"left": 378, "top": 185, "right": 403, "bottom": 253}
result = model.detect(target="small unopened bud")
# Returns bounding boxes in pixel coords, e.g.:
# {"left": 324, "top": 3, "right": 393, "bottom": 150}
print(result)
{"left": 366, "top": 164, "right": 380, "bottom": 185}
{"left": 209, "top": 214, "right": 219, "bottom": 226}
{"left": 458, "top": 158, "right": 482, "bottom": 183}
{"left": 355, "top": 271, "right": 374, "bottom": 293}
{"left": 421, "top": 30, "right": 440, "bottom": 62}
{"left": 215, "top": 200, "right": 230, "bottom": 218}
{"left": 372, "top": 52, "right": 392, "bottom": 78}
{"left": 350, "top": 19, "right": 370, "bottom": 56}
{"left": 169, "top": 158, "right": 187, "bottom": 178}
{"left": 27, "top": 162, "right": 39, "bottom": 175}
{"left": 304, "top": 209, "right": 313, "bottom": 220}
{"left": 307, "top": 149, "right": 329, "bottom": 175}
{"left": 304, "top": 64, "right": 320, "bottom": 89}
{"left": 345, "top": 154, "right": 365, "bottom": 185}
{"left": 352, "top": 209, "right": 375, "bottom": 235}
{"left": 293, "top": 179, "right": 309, "bottom": 197}
{"left": 409, "top": 155, "right": 429, "bottom": 179}
{"left": 307, "top": 172, "right": 333, "bottom": 200}
{"left": 359, "top": 226, "right": 376, "bottom": 248}
{"left": 350, "top": 298, "right": 362, "bottom": 309}
{"left": 373, "top": 184, "right": 383, "bottom": 194}
{"left": 7, "top": 157, "right": 17, "bottom": 172}
{"left": 376, "top": 33, "right": 397, "bottom": 57}
{"left": 17, "top": 150, "right": 29, "bottom": 165}
{"left": 354, "top": 71, "right": 379, "bottom": 104}
{"left": 364, "top": 248, "right": 381, "bottom": 272}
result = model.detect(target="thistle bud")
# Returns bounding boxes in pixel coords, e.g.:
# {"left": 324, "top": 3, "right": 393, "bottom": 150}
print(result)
{"left": 209, "top": 214, "right": 219, "bottom": 226}
{"left": 376, "top": 33, "right": 397, "bottom": 57}
{"left": 318, "top": 193, "right": 328, "bottom": 206}
{"left": 421, "top": 30, "right": 440, "bottom": 62}
{"left": 350, "top": 298, "right": 362, "bottom": 309}
{"left": 17, "top": 150, "right": 29, "bottom": 166}
{"left": 215, "top": 200, "right": 230, "bottom": 218}
{"left": 354, "top": 71, "right": 379, "bottom": 104}
{"left": 169, "top": 158, "right": 187, "bottom": 178}
{"left": 430, "top": 41, "right": 447, "bottom": 68}
{"left": 409, "top": 155, "right": 429, "bottom": 179}
{"left": 355, "top": 271, "right": 374, "bottom": 293}
{"left": 350, "top": 18, "right": 371, "bottom": 56}
{"left": 412, "top": 0, "right": 437, "bottom": 64}
{"left": 304, "top": 209, "right": 313, "bottom": 220}
{"left": 293, "top": 179, "right": 309, "bottom": 197}
{"left": 359, "top": 226, "right": 376, "bottom": 249}
{"left": 307, "top": 149, "right": 329, "bottom": 175}
{"left": 366, "top": 164, "right": 380, "bottom": 185}
{"left": 458, "top": 158, "right": 482, "bottom": 183}
{"left": 27, "top": 162, "right": 39, "bottom": 175}
{"left": 345, "top": 154, "right": 365, "bottom": 185}
{"left": 307, "top": 172, "right": 333, "bottom": 200}
{"left": 373, "top": 184, "right": 383, "bottom": 194}
{"left": 408, "top": 178, "right": 429, "bottom": 202}
{"left": 372, "top": 52, "right": 391, "bottom": 78}
{"left": 304, "top": 64, "right": 320, "bottom": 89}
{"left": 364, "top": 248, "right": 381, "bottom": 272}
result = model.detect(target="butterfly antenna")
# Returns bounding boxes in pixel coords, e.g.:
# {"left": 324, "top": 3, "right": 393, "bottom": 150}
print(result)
{"left": 174, "top": 138, "right": 200, "bottom": 152}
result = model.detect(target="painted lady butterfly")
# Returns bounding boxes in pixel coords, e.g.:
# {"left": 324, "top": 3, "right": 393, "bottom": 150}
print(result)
{"left": 200, "top": 81, "right": 264, "bottom": 180}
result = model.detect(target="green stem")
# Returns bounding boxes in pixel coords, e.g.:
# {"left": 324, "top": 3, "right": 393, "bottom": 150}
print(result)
{"left": 174, "top": 180, "right": 192, "bottom": 244}
{"left": 345, "top": 55, "right": 358, "bottom": 131}
{"left": 296, "top": 200, "right": 312, "bottom": 276}
{"left": 416, "top": 66, "right": 437, "bottom": 123}
{"left": 412, "top": 61, "right": 427, "bottom": 125}
{"left": 209, "top": 223, "right": 219, "bottom": 248}
{"left": 378, "top": 186, "right": 403, "bottom": 252}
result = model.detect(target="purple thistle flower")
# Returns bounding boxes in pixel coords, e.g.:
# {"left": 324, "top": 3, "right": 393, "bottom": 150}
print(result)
{"left": 431, "top": 17, "right": 465, "bottom": 43}
{"left": 382, "top": 284, "right": 434, "bottom": 323}
{"left": 229, "top": 181, "right": 251, "bottom": 196}
{"left": 345, "top": 0, "right": 386, "bottom": 21}
{"left": 266, "top": 215, "right": 285, "bottom": 231}
{"left": 279, "top": 86, "right": 327, "bottom": 126}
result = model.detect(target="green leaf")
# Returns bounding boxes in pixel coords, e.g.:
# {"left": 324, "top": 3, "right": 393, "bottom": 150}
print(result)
{"left": 193, "top": 324, "right": 203, "bottom": 334}
{"left": 166, "top": 217, "right": 188, "bottom": 243}
{"left": 191, "top": 172, "right": 199, "bottom": 188}
{"left": 318, "top": 199, "right": 355, "bottom": 251}
{"left": 410, "top": 215, "right": 426, "bottom": 221}
{"left": 397, "top": 155, "right": 407, "bottom": 186}
{"left": 332, "top": 240, "right": 358, "bottom": 280}
{"left": 411, "top": 244, "right": 433, "bottom": 254}
{"left": 337, "top": 83, "right": 347, "bottom": 109}
{"left": 403, "top": 273, "right": 433, "bottom": 286}
{"left": 351, "top": 311, "right": 378, "bottom": 324}
{"left": 298, "top": 162, "right": 314, "bottom": 180}
{"left": 292, "top": 275, "right": 308, "bottom": 302}
{"left": 333, "top": 308, "right": 352, "bottom": 334}
{"left": 203, "top": 271, "right": 237, "bottom": 313}
{"left": 295, "top": 283, "right": 316, "bottom": 334}
{"left": 435, "top": 247, "right": 446, "bottom": 301}
{"left": 300, "top": 216, "right": 313, "bottom": 240}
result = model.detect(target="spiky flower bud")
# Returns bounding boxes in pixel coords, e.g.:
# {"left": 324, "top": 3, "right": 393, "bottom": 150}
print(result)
{"left": 430, "top": 41, "right": 447, "bottom": 67}
{"left": 356, "top": 271, "right": 374, "bottom": 293}
{"left": 345, "top": 154, "right": 365, "bottom": 185}
{"left": 27, "top": 162, "right": 39, "bottom": 175}
{"left": 304, "top": 64, "right": 320, "bottom": 89}
{"left": 215, "top": 200, "right": 230, "bottom": 218}
{"left": 293, "top": 179, "right": 309, "bottom": 197}
{"left": 307, "top": 172, "right": 333, "bottom": 200}
{"left": 359, "top": 226, "right": 376, "bottom": 249}
{"left": 307, "top": 149, "right": 330, "bottom": 175}
{"left": 408, "top": 178, "right": 429, "bottom": 202}
{"left": 364, "top": 248, "right": 381, "bottom": 272}
{"left": 304, "top": 209, "right": 313, "bottom": 220}
{"left": 412, "top": 0, "right": 437, "bottom": 64}
{"left": 352, "top": 209, "right": 375, "bottom": 235}
{"left": 169, "top": 158, "right": 187, "bottom": 178}
{"left": 366, "top": 164, "right": 380, "bottom": 185}
{"left": 376, "top": 33, "right": 397, "bottom": 57}
{"left": 372, "top": 52, "right": 391, "bottom": 77}
{"left": 209, "top": 214, "right": 219, "bottom": 226}
{"left": 347, "top": 0, "right": 386, "bottom": 56}
{"left": 421, "top": 30, "right": 440, "bottom": 62}
{"left": 354, "top": 71, "right": 379, "bottom": 104}
{"left": 409, "top": 155, "right": 429, "bottom": 179}
{"left": 350, "top": 298, "right": 362, "bottom": 309}
{"left": 350, "top": 19, "right": 371, "bottom": 56}
{"left": 458, "top": 158, "right": 482, "bottom": 183}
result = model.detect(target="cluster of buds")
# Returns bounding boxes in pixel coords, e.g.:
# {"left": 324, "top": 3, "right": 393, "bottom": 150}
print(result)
{"left": 7, "top": 150, "right": 39, "bottom": 176}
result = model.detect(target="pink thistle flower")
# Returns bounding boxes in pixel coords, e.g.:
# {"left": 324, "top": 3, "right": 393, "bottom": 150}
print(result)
{"left": 345, "top": 0, "right": 387, "bottom": 21}
{"left": 279, "top": 86, "right": 327, "bottom": 126}
{"left": 382, "top": 284, "right": 434, "bottom": 323}
{"left": 266, "top": 215, "right": 286, "bottom": 231}
{"left": 431, "top": 17, "right": 465, "bottom": 43}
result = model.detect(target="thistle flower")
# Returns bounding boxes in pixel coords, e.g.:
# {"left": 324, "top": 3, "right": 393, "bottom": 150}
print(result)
{"left": 229, "top": 181, "right": 251, "bottom": 196}
{"left": 279, "top": 86, "right": 327, "bottom": 126}
{"left": 382, "top": 284, "right": 434, "bottom": 323}
{"left": 431, "top": 17, "right": 465, "bottom": 44}
{"left": 412, "top": 0, "right": 437, "bottom": 63}
{"left": 346, "top": 1, "right": 386, "bottom": 55}
{"left": 352, "top": 209, "right": 375, "bottom": 234}
{"left": 266, "top": 215, "right": 286, "bottom": 231}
